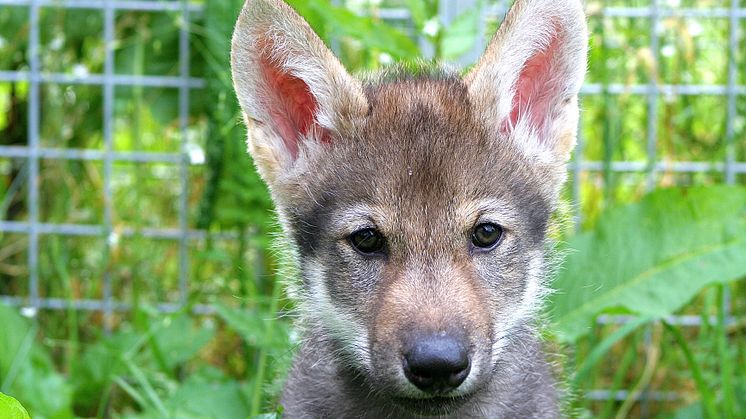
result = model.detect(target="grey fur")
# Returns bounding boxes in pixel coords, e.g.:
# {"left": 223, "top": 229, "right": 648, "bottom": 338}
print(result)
{"left": 283, "top": 326, "right": 558, "bottom": 418}
{"left": 230, "top": 0, "right": 587, "bottom": 417}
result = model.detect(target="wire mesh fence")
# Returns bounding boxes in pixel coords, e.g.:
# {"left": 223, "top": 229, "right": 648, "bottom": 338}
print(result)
{"left": 0, "top": 0, "right": 200, "bottom": 329}
{"left": 0, "top": 0, "right": 743, "bottom": 410}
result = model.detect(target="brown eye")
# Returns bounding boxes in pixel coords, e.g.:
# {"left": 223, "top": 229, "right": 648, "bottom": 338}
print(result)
{"left": 471, "top": 223, "right": 503, "bottom": 250}
{"left": 349, "top": 228, "right": 385, "bottom": 254}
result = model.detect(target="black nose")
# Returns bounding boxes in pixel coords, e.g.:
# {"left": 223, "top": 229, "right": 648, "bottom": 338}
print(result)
{"left": 402, "top": 334, "right": 470, "bottom": 394}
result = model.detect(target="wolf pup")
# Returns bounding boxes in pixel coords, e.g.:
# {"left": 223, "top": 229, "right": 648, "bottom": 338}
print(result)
{"left": 231, "top": 0, "right": 587, "bottom": 416}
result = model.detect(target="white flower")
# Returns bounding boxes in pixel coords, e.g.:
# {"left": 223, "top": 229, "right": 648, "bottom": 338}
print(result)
{"left": 50, "top": 35, "right": 65, "bottom": 51}
{"left": 21, "top": 306, "right": 38, "bottom": 318}
{"left": 186, "top": 143, "right": 205, "bottom": 165}
{"left": 378, "top": 52, "right": 393, "bottom": 65}
{"left": 72, "top": 63, "right": 89, "bottom": 78}
{"left": 108, "top": 231, "right": 120, "bottom": 247}
{"left": 423, "top": 18, "right": 440, "bottom": 37}
{"left": 687, "top": 21, "right": 703, "bottom": 37}
{"left": 661, "top": 44, "right": 676, "bottom": 57}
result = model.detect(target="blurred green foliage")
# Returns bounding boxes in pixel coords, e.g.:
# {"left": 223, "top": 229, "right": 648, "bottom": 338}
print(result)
{"left": 0, "top": 0, "right": 744, "bottom": 418}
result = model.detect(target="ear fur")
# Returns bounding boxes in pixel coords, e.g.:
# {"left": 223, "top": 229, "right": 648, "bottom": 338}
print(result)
{"left": 465, "top": 0, "right": 587, "bottom": 163}
{"left": 230, "top": 0, "right": 369, "bottom": 186}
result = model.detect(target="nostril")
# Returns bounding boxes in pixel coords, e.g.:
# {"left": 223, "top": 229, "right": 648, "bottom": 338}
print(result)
{"left": 402, "top": 334, "right": 471, "bottom": 394}
{"left": 446, "top": 364, "right": 470, "bottom": 387}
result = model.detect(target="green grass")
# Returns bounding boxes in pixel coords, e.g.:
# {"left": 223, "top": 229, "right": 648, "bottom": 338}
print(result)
{"left": 0, "top": 0, "right": 745, "bottom": 417}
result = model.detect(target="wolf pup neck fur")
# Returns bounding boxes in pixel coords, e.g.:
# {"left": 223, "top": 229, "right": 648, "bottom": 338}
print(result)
{"left": 231, "top": 0, "right": 587, "bottom": 416}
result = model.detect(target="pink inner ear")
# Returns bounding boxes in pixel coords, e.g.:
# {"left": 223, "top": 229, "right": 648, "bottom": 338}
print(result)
{"left": 259, "top": 48, "right": 329, "bottom": 159}
{"left": 505, "top": 31, "right": 561, "bottom": 139}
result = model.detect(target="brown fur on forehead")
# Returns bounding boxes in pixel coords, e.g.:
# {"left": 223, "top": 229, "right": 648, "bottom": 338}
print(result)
{"left": 362, "top": 81, "right": 548, "bottom": 225}
{"left": 371, "top": 258, "right": 492, "bottom": 346}
{"left": 358, "top": 77, "right": 490, "bottom": 202}
{"left": 339, "top": 79, "right": 485, "bottom": 245}
{"left": 363, "top": 74, "right": 474, "bottom": 137}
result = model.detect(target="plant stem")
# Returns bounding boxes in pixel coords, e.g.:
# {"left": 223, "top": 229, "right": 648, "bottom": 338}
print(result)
{"left": 662, "top": 321, "right": 719, "bottom": 418}
{"left": 249, "top": 248, "right": 283, "bottom": 416}
{"left": 717, "top": 285, "right": 736, "bottom": 418}
{"left": 574, "top": 316, "right": 651, "bottom": 387}
{"left": 614, "top": 324, "right": 660, "bottom": 419}
{"left": 600, "top": 341, "right": 638, "bottom": 419}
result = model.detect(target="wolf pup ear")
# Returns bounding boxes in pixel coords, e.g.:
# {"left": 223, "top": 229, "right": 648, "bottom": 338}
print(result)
{"left": 231, "top": 0, "right": 369, "bottom": 185}
{"left": 465, "top": 0, "right": 587, "bottom": 163}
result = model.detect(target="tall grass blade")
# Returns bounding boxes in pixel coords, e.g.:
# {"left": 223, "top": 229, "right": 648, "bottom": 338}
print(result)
{"left": 662, "top": 321, "right": 718, "bottom": 418}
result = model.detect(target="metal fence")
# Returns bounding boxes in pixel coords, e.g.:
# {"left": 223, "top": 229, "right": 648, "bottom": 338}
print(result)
{"left": 0, "top": 0, "right": 743, "bottom": 409}
{"left": 0, "top": 0, "right": 204, "bottom": 324}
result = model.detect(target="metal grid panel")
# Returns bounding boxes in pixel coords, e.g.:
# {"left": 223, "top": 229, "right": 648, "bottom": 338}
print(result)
{"left": 0, "top": 0, "right": 200, "bottom": 317}
{"left": 26, "top": 0, "right": 40, "bottom": 314}
{"left": 0, "top": 0, "right": 743, "bottom": 409}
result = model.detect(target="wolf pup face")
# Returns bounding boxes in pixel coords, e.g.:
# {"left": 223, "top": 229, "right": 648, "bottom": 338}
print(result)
{"left": 231, "top": 0, "right": 587, "bottom": 415}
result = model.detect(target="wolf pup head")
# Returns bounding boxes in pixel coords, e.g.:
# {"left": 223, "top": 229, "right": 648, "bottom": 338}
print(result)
{"left": 231, "top": 0, "right": 587, "bottom": 415}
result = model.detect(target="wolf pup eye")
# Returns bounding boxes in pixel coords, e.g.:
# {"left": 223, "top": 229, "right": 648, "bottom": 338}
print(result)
{"left": 471, "top": 223, "right": 504, "bottom": 250}
{"left": 349, "top": 228, "right": 385, "bottom": 254}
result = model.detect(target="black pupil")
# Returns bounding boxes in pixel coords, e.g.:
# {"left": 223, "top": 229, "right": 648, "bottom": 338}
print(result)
{"left": 350, "top": 228, "right": 384, "bottom": 254}
{"left": 472, "top": 223, "right": 503, "bottom": 248}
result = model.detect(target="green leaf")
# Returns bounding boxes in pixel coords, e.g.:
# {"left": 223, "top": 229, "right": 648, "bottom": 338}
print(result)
{"left": 0, "top": 304, "right": 74, "bottom": 418}
{"left": 123, "top": 368, "right": 252, "bottom": 419}
{"left": 215, "top": 304, "right": 290, "bottom": 350}
{"left": 151, "top": 314, "right": 216, "bottom": 371}
{"left": 165, "top": 371, "right": 251, "bottom": 419}
{"left": 440, "top": 7, "right": 480, "bottom": 60}
{"left": 659, "top": 402, "right": 703, "bottom": 419}
{"left": 70, "top": 337, "right": 128, "bottom": 412}
{"left": 550, "top": 186, "right": 746, "bottom": 343}
{"left": 0, "top": 392, "right": 31, "bottom": 419}
{"left": 404, "top": 0, "right": 429, "bottom": 30}
{"left": 313, "top": 5, "right": 418, "bottom": 59}
{"left": 0, "top": 304, "right": 35, "bottom": 380}
{"left": 17, "top": 374, "right": 73, "bottom": 419}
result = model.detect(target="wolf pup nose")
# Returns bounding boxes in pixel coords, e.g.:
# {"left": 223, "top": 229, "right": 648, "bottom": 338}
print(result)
{"left": 402, "top": 333, "right": 471, "bottom": 394}
{"left": 230, "top": 0, "right": 588, "bottom": 416}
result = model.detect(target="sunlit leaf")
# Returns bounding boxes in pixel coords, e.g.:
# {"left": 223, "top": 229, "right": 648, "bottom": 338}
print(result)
{"left": 550, "top": 186, "right": 746, "bottom": 343}
{"left": 0, "top": 392, "right": 31, "bottom": 419}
